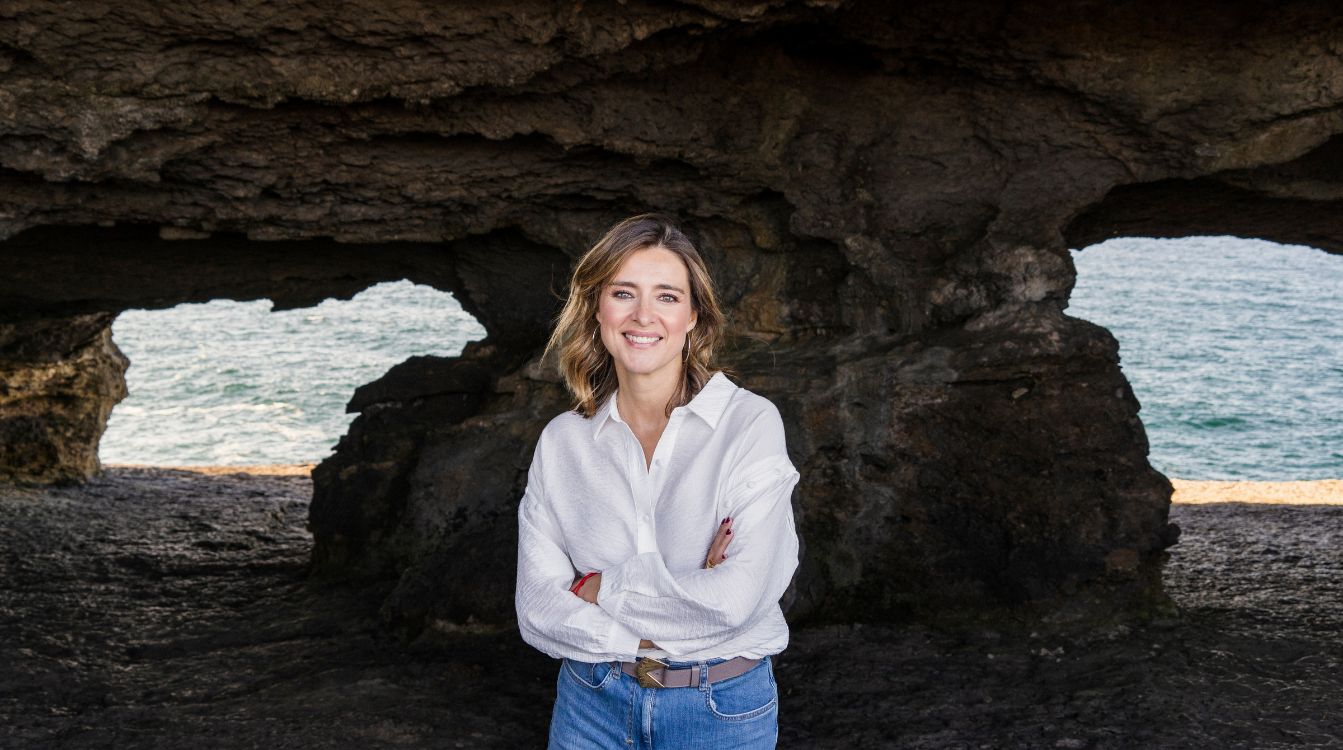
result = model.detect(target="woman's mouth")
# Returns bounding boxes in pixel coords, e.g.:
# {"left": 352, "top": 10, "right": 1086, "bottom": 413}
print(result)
{"left": 623, "top": 333, "right": 662, "bottom": 345}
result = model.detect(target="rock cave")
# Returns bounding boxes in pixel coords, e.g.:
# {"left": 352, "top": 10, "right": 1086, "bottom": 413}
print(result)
{"left": 5, "top": 0, "right": 1343, "bottom": 640}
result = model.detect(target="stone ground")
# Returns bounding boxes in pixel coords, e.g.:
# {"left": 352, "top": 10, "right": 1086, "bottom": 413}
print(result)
{"left": 2, "top": 468, "right": 1340, "bottom": 749}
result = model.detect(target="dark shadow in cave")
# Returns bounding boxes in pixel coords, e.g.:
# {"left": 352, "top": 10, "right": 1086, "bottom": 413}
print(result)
{"left": 1065, "top": 134, "right": 1343, "bottom": 256}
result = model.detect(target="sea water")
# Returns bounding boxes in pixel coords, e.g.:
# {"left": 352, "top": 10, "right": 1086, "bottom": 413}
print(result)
{"left": 100, "top": 239, "right": 1342, "bottom": 480}
{"left": 1069, "top": 236, "right": 1342, "bottom": 480}
{"left": 100, "top": 280, "right": 484, "bottom": 466}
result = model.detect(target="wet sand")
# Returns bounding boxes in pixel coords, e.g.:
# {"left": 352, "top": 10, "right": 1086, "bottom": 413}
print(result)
{"left": 2, "top": 467, "right": 1340, "bottom": 748}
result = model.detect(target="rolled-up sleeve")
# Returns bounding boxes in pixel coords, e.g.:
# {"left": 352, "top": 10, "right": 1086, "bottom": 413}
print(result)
{"left": 596, "top": 452, "right": 800, "bottom": 651}
{"left": 514, "top": 450, "right": 643, "bottom": 661}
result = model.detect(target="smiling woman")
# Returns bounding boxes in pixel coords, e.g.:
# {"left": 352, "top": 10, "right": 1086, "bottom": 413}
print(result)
{"left": 519, "top": 213, "right": 798, "bottom": 749}
{"left": 100, "top": 280, "right": 485, "bottom": 466}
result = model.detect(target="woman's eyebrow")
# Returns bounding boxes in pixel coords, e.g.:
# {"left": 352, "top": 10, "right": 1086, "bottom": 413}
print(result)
{"left": 610, "top": 280, "right": 688, "bottom": 294}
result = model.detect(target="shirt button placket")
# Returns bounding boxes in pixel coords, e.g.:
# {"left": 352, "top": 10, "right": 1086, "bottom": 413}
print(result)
{"left": 632, "top": 433, "right": 656, "bottom": 554}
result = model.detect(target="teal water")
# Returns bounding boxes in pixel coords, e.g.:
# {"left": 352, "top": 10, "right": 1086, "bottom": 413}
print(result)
{"left": 101, "top": 240, "right": 1342, "bottom": 479}
{"left": 101, "top": 280, "right": 484, "bottom": 466}
{"left": 1069, "top": 236, "right": 1342, "bottom": 480}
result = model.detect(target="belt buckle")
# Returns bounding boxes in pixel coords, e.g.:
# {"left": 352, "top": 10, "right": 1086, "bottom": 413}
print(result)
{"left": 635, "top": 656, "right": 667, "bottom": 688}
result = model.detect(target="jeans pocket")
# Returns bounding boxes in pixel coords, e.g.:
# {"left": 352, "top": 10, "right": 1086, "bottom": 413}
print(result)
{"left": 561, "top": 658, "right": 617, "bottom": 690}
{"left": 704, "top": 657, "right": 778, "bottom": 721}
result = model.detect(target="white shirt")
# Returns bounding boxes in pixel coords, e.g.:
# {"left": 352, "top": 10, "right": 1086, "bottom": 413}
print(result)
{"left": 514, "top": 372, "right": 801, "bottom": 662}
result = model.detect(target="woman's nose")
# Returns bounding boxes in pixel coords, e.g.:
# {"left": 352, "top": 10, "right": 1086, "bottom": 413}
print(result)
{"left": 633, "top": 299, "right": 653, "bottom": 324}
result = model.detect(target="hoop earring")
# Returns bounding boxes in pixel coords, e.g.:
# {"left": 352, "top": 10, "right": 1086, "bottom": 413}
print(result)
{"left": 683, "top": 330, "right": 692, "bottom": 363}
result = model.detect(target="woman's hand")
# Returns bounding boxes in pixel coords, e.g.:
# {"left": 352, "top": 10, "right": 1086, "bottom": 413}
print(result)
{"left": 704, "top": 516, "right": 733, "bottom": 568}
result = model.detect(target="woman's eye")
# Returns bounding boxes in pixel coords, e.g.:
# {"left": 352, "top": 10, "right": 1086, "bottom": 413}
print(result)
{"left": 659, "top": 294, "right": 680, "bottom": 303}
{"left": 612, "top": 290, "right": 633, "bottom": 299}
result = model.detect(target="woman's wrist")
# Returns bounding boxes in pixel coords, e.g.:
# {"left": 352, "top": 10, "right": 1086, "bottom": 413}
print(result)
{"left": 570, "top": 571, "right": 599, "bottom": 595}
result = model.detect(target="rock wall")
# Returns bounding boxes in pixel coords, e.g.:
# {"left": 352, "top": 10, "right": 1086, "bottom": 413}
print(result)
{"left": 4, "top": 1, "right": 1342, "bottom": 628}
{"left": 0, "top": 313, "right": 127, "bottom": 483}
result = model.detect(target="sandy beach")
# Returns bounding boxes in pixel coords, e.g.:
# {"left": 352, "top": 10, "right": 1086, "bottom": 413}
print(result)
{"left": 106, "top": 463, "right": 319, "bottom": 477}
{"left": 1171, "top": 478, "right": 1343, "bottom": 505}
{"left": 110, "top": 464, "right": 1343, "bottom": 505}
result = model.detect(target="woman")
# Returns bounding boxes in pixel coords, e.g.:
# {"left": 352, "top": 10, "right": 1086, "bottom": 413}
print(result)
{"left": 514, "top": 213, "right": 801, "bottom": 748}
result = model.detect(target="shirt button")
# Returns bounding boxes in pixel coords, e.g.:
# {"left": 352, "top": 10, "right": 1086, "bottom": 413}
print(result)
{"left": 640, "top": 514, "right": 650, "bottom": 524}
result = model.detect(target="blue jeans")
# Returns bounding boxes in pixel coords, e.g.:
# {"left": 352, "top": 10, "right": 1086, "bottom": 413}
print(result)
{"left": 548, "top": 655, "right": 779, "bottom": 749}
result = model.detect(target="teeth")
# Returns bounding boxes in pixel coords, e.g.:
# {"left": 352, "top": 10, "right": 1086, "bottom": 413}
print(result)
{"left": 625, "top": 334, "right": 660, "bottom": 344}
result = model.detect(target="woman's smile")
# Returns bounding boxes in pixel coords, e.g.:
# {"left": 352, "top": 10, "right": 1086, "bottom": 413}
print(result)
{"left": 622, "top": 331, "right": 662, "bottom": 346}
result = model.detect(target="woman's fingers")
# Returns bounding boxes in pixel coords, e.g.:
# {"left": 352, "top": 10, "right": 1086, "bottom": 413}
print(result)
{"left": 707, "top": 518, "right": 731, "bottom": 560}
{"left": 704, "top": 517, "right": 733, "bottom": 567}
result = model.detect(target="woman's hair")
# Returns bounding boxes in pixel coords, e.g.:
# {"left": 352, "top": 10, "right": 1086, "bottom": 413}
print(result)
{"left": 544, "top": 213, "right": 725, "bottom": 418}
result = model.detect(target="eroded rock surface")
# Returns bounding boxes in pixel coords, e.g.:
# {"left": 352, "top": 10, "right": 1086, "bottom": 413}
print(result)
{"left": 4, "top": 1, "right": 1343, "bottom": 626}
{"left": 0, "top": 313, "right": 127, "bottom": 483}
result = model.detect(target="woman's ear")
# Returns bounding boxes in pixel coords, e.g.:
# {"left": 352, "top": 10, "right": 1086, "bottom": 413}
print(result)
{"left": 688, "top": 309, "right": 698, "bottom": 331}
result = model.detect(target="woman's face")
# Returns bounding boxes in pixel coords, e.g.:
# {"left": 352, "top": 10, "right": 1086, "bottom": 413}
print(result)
{"left": 595, "top": 245, "right": 698, "bottom": 389}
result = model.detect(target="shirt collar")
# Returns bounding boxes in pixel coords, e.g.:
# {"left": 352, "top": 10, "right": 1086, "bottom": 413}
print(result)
{"left": 590, "top": 389, "right": 621, "bottom": 440}
{"left": 590, "top": 371, "right": 735, "bottom": 440}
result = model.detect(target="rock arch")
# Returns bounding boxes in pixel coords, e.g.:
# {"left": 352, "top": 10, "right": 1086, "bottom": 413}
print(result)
{"left": 0, "top": 223, "right": 568, "bottom": 480}
{"left": 4, "top": 0, "right": 1342, "bottom": 628}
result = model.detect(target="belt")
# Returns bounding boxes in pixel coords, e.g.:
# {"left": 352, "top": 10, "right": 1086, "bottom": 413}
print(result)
{"left": 620, "top": 656, "right": 759, "bottom": 689}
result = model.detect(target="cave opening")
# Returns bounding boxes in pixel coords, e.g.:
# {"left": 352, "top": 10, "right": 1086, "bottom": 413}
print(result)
{"left": 0, "top": 221, "right": 571, "bottom": 484}
{"left": 100, "top": 280, "right": 486, "bottom": 467}
{"left": 1067, "top": 235, "right": 1343, "bottom": 483}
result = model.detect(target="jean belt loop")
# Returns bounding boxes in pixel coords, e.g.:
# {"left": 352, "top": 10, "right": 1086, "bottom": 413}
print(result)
{"left": 697, "top": 660, "right": 709, "bottom": 691}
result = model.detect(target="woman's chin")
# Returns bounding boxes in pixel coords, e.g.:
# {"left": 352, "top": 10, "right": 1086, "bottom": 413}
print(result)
{"left": 613, "top": 355, "right": 681, "bottom": 380}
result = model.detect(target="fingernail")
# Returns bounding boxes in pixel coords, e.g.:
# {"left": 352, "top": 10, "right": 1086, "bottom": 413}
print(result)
{"left": 721, "top": 518, "right": 728, "bottom": 525}
{"left": 725, "top": 529, "right": 732, "bottom": 535}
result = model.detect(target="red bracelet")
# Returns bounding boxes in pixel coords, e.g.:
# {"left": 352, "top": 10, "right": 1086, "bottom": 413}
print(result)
{"left": 570, "top": 571, "right": 599, "bottom": 594}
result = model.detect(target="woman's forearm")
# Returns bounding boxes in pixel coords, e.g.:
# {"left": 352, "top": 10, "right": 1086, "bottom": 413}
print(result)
{"left": 575, "top": 516, "right": 734, "bottom": 654}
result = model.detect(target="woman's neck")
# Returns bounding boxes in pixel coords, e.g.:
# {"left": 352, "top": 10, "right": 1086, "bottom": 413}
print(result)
{"left": 615, "top": 367, "right": 681, "bottom": 433}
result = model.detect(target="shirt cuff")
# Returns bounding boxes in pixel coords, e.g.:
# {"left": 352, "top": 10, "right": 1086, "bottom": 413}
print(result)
{"left": 604, "top": 614, "right": 642, "bottom": 660}
{"left": 596, "top": 552, "right": 648, "bottom": 625}
{"left": 598, "top": 564, "right": 639, "bottom": 658}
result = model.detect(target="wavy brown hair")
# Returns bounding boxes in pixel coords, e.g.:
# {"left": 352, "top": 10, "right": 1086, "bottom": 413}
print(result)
{"left": 543, "top": 213, "right": 725, "bottom": 418}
